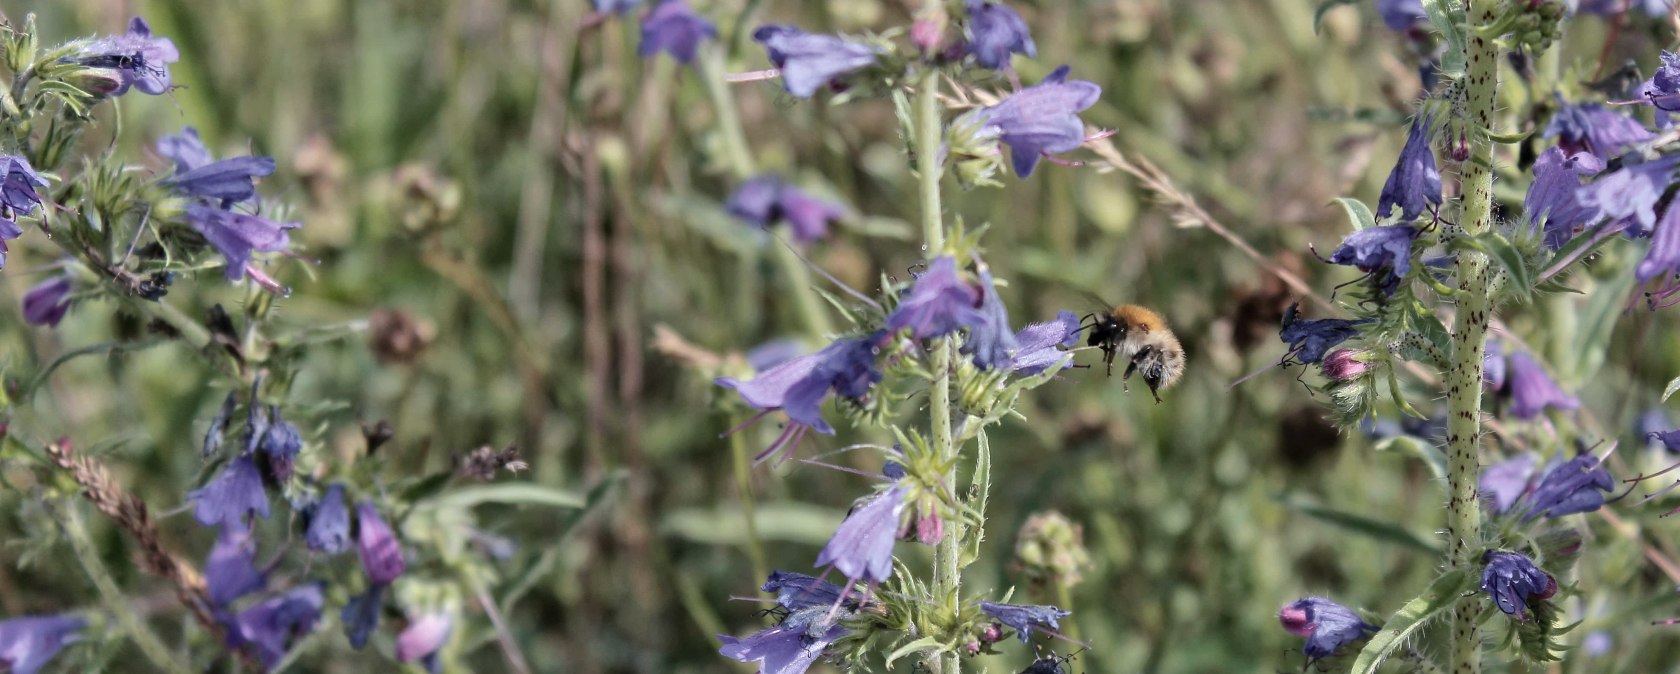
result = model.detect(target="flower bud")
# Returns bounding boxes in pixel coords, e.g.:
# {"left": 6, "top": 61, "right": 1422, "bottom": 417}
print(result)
{"left": 1013, "top": 511, "right": 1092, "bottom": 586}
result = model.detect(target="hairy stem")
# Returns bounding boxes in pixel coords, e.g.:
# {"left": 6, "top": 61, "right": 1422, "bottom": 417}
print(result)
{"left": 1446, "top": 2, "right": 1501, "bottom": 672}
{"left": 64, "top": 504, "right": 194, "bottom": 674}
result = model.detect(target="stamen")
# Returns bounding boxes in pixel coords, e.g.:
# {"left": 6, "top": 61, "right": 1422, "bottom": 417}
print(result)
{"left": 727, "top": 68, "right": 782, "bottom": 83}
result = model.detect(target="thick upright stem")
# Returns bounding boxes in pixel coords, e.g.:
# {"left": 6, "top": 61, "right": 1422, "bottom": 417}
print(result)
{"left": 1446, "top": 3, "right": 1501, "bottom": 672}
{"left": 64, "top": 504, "right": 194, "bottom": 674}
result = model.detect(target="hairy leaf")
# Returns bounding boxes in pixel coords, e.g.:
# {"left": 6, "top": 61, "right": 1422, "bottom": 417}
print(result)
{"left": 1351, "top": 569, "right": 1478, "bottom": 674}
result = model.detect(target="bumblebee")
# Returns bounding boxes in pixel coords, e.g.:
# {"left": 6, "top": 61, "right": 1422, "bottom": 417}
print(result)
{"left": 1082, "top": 303, "right": 1185, "bottom": 403}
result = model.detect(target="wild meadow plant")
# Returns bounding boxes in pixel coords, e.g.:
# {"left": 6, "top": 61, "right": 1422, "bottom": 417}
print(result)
{"left": 0, "top": 14, "right": 551, "bottom": 674}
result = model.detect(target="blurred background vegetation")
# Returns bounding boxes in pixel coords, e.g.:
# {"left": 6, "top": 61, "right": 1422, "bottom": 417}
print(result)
{"left": 4, "top": 0, "right": 1680, "bottom": 672}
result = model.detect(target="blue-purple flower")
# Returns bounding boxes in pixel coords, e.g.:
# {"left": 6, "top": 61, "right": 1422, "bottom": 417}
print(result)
{"left": 719, "top": 619, "right": 847, "bottom": 674}
{"left": 189, "top": 455, "right": 270, "bottom": 527}
{"left": 395, "top": 613, "right": 452, "bottom": 673}
{"left": 964, "top": 0, "right": 1036, "bottom": 70}
{"left": 1640, "top": 407, "right": 1675, "bottom": 448}
{"left": 961, "top": 66, "right": 1101, "bottom": 177}
{"left": 21, "top": 274, "right": 72, "bottom": 327}
{"left": 1326, "top": 224, "right": 1419, "bottom": 295}
{"left": 259, "top": 407, "right": 302, "bottom": 482}
{"left": 184, "top": 203, "right": 299, "bottom": 284}
{"left": 725, "top": 175, "right": 846, "bottom": 244}
{"left": 815, "top": 485, "right": 908, "bottom": 583}
{"left": 226, "top": 584, "right": 323, "bottom": 667}
{"left": 357, "top": 502, "right": 406, "bottom": 585}
{"left": 1480, "top": 550, "right": 1556, "bottom": 621}
{"left": 746, "top": 338, "right": 808, "bottom": 372}
{"left": 762, "top": 570, "right": 849, "bottom": 611}
{"left": 1577, "top": 155, "right": 1680, "bottom": 237}
{"left": 1376, "top": 0, "right": 1427, "bottom": 30}
{"left": 0, "top": 154, "right": 47, "bottom": 269}
{"left": 206, "top": 524, "right": 265, "bottom": 607}
{"left": 1579, "top": 0, "right": 1674, "bottom": 16}
{"left": 1502, "top": 350, "right": 1580, "bottom": 420}
{"left": 752, "top": 25, "right": 881, "bottom": 98}
{"left": 75, "top": 17, "right": 178, "bottom": 96}
{"left": 1376, "top": 117, "right": 1441, "bottom": 222}
{"left": 716, "top": 333, "right": 883, "bottom": 462}
{"left": 165, "top": 150, "right": 276, "bottom": 207}
{"left": 887, "top": 256, "right": 983, "bottom": 339}
{"left": 1009, "top": 310, "right": 1081, "bottom": 374}
{"left": 340, "top": 584, "right": 383, "bottom": 650}
{"left": 1521, "top": 453, "right": 1615, "bottom": 521}
{"left": 1638, "top": 50, "right": 1680, "bottom": 118}
{"left": 1484, "top": 338, "right": 1507, "bottom": 391}
{"left": 1277, "top": 597, "right": 1379, "bottom": 660}
{"left": 1479, "top": 453, "right": 1536, "bottom": 514}
{"left": 961, "top": 268, "right": 1019, "bottom": 369}
{"left": 305, "top": 483, "right": 350, "bottom": 554}
{"left": 639, "top": 0, "right": 716, "bottom": 65}
{"left": 1636, "top": 198, "right": 1680, "bottom": 285}
{"left": 1279, "top": 305, "right": 1370, "bottom": 365}
{"left": 1525, "top": 146, "right": 1604, "bottom": 249}
{"left": 1545, "top": 101, "right": 1654, "bottom": 161}
{"left": 0, "top": 615, "right": 86, "bottom": 674}
{"left": 593, "top": 0, "right": 642, "bottom": 14}
{"left": 978, "top": 601, "right": 1071, "bottom": 642}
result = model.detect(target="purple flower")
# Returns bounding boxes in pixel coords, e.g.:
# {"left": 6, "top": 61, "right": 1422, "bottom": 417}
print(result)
{"left": 963, "top": 65, "right": 1101, "bottom": 177}
{"left": 1479, "top": 453, "right": 1536, "bottom": 514}
{"left": 165, "top": 151, "right": 276, "bottom": 206}
{"left": 815, "top": 485, "right": 908, "bottom": 583}
{"left": 1279, "top": 304, "right": 1369, "bottom": 365}
{"left": 1639, "top": 407, "right": 1675, "bottom": 448}
{"left": 593, "top": 0, "right": 641, "bottom": 14}
{"left": 189, "top": 456, "right": 270, "bottom": 527}
{"left": 1277, "top": 597, "right": 1378, "bottom": 660}
{"left": 305, "top": 483, "right": 350, "bottom": 554}
{"left": 0, "top": 154, "right": 47, "bottom": 269}
{"left": 887, "top": 256, "right": 983, "bottom": 340}
{"left": 762, "top": 570, "right": 849, "bottom": 611}
{"left": 340, "top": 585, "right": 383, "bottom": 650}
{"left": 1376, "top": 117, "right": 1441, "bottom": 222}
{"left": 1637, "top": 199, "right": 1680, "bottom": 284}
{"left": 157, "top": 127, "right": 214, "bottom": 172}
{"left": 184, "top": 203, "right": 299, "bottom": 283}
{"left": 716, "top": 333, "right": 883, "bottom": 449}
{"left": 1577, "top": 156, "right": 1680, "bottom": 237}
{"left": 259, "top": 407, "right": 302, "bottom": 482}
{"left": 1545, "top": 101, "right": 1654, "bottom": 161}
{"left": 752, "top": 25, "right": 881, "bottom": 98}
{"left": 978, "top": 601, "right": 1071, "bottom": 642}
{"left": 1525, "top": 147, "right": 1604, "bottom": 249}
{"left": 1009, "top": 310, "right": 1081, "bottom": 374}
{"left": 75, "top": 17, "right": 178, "bottom": 96}
{"left": 719, "top": 620, "right": 847, "bottom": 674}
{"left": 206, "top": 524, "right": 265, "bottom": 607}
{"left": 1319, "top": 349, "right": 1370, "bottom": 381}
{"left": 0, "top": 615, "right": 86, "bottom": 674}
{"left": 1480, "top": 550, "right": 1556, "bottom": 621}
{"left": 964, "top": 0, "right": 1036, "bottom": 70}
{"left": 639, "top": 0, "right": 716, "bottom": 65}
{"left": 1484, "top": 339, "right": 1507, "bottom": 391}
{"left": 1504, "top": 350, "right": 1579, "bottom": 420}
{"left": 746, "top": 338, "right": 808, "bottom": 372}
{"left": 1326, "top": 224, "right": 1419, "bottom": 295}
{"left": 1521, "top": 453, "right": 1614, "bottom": 521}
{"left": 21, "top": 275, "right": 72, "bottom": 327}
{"left": 356, "top": 502, "right": 406, "bottom": 585}
{"left": 1376, "top": 0, "right": 1427, "bottom": 30}
{"left": 1580, "top": 0, "right": 1673, "bottom": 16}
{"left": 395, "top": 613, "right": 452, "bottom": 673}
{"left": 226, "top": 584, "right": 323, "bottom": 667}
{"left": 725, "top": 176, "right": 846, "bottom": 244}
{"left": 961, "top": 268, "right": 1019, "bottom": 370}
{"left": 1638, "top": 50, "right": 1680, "bottom": 119}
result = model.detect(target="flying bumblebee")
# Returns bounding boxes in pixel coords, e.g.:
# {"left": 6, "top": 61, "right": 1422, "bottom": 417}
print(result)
{"left": 1081, "top": 301, "right": 1185, "bottom": 403}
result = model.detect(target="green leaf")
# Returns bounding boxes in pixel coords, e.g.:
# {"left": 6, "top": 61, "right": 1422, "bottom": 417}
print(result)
{"left": 661, "top": 501, "right": 842, "bottom": 546}
{"left": 1333, "top": 197, "right": 1376, "bottom": 231}
{"left": 1569, "top": 266, "right": 1635, "bottom": 383}
{"left": 1312, "top": 0, "right": 1362, "bottom": 34}
{"left": 425, "top": 483, "right": 585, "bottom": 510}
{"left": 1422, "top": 0, "right": 1467, "bottom": 75}
{"left": 1276, "top": 494, "right": 1442, "bottom": 555}
{"left": 1488, "top": 128, "right": 1534, "bottom": 144}
{"left": 1664, "top": 375, "right": 1680, "bottom": 402}
{"left": 1374, "top": 435, "right": 1447, "bottom": 481}
{"left": 1351, "top": 569, "right": 1479, "bottom": 674}
{"left": 500, "top": 471, "right": 624, "bottom": 611}
{"left": 1474, "top": 232, "right": 1533, "bottom": 300}
{"left": 960, "top": 430, "right": 992, "bottom": 569}
{"left": 884, "top": 636, "right": 943, "bottom": 668}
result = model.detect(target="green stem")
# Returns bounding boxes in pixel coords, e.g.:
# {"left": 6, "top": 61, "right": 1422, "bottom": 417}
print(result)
{"left": 63, "top": 504, "right": 194, "bottom": 674}
{"left": 1054, "top": 581, "right": 1081, "bottom": 645}
{"left": 729, "top": 432, "right": 769, "bottom": 587}
{"left": 1447, "top": 3, "right": 1501, "bottom": 672}
{"left": 142, "top": 296, "right": 214, "bottom": 350}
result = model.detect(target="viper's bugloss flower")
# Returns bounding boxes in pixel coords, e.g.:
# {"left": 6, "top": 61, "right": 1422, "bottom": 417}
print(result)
{"left": 305, "top": 483, "right": 350, "bottom": 554}
{"left": 1651, "top": 429, "right": 1680, "bottom": 453}
{"left": 639, "top": 0, "right": 715, "bottom": 65}
{"left": 816, "top": 485, "right": 908, "bottom": 583}
{"left": 1377, "top": 117, "right": 1441, "bottom": 222}
{"left": 396, "top": 613, "right": 452, "bottom": 673}
{"left": 961, "top": 65, "right": 1101, "bottom": 177}
{"left": 1327, "top": 224, "right": 1419, "bottom": 295}
{"left": 1484, "top": 338, "right": 1507, "bottom": 390}
{"left": 1545, "top": 101, "right": 1654, "bottom": 161}
{"left": 1522, "top": 453, "right": 1615, "bottom": 520}
{"left": 184, "top": 203, "right": 299, "bottom": 283}
{"left": 716, "top": 332, "right": 883, "bottom": 449}
{"left": 1376, "top": 0, "right": 1427, "bottom": 30}
{"left": 752, "top": 25, "right": 880, "bottom": 98}
{"left": 746, "top": 338, "right": 808, "bottom": 372}
{"left": 1525, "top": 147, "right": 1605, "bottom": 249}
{"left": 1640, "top": 407, "right": 1675, "bottom": 447}
{"left": 1279, "top": 305, "right": 1369, "bottom": 365}
{"left": 356, "top": 502, "right": 406, "bottom": 585}
{"left": 887, "top": 256, "right": 982, "bottom": 340}
{"left": 158, "top": 126, "right": 213, "bottom": 171}
{"left": 1481, "top": 550, "right": 1557, "bottom": 621}
{"left": 1479, "top": 454, "right": 1536, "bottom": 514}
{"left": 189, "top": 455, "right": 270, "bottom": 527}
{"left": 1579, "top": 0, "right": 1674, "bottom": 16}
{"left": 227, "top": 584, "right": 323, "bottom": 667}
{"left": 964, "top": 0, "right": 1035, "bottom": 70}
{"left": 719, "top": 620, "right": 848, "bottom": 674}
{"left": 340, "top": 584, "right": 383, "bottom": 650}
{"left": 1636, "top": 199, "right": 1680, "bottom": 284}
{"left": 0, "top": 154, "right": 47, "bottom": 269}
{"left": 166, "top": 154, "right": 276, "bottom": 207}
{"left": 725, "top": 175, "right": 846, "bottom": 244}
{"left": 593, "top": 0, "right": 641, "bottom": 14}
{"left": 962, "top": 268, "right": 1018, "bottom": 370}
{"left": 206, "top": 524, "right": 265, "bottom": 607}
{"left": 21, "top": 275, "right": 72, "bottom": 327}
{"left": 0, "top": 615, "right": 86, "bottom": 674}
{"left": 1505, "top": 350, "right": 1580, "bottom": 420}
{"left": 259, "top": 407, "right": 302, "bottom": 482}
{"left": 76, "top": 17, "right": 177, "bottom": 96}
{"left": 1009, "top": 310, "right": 1081, "bottom": 374}
{"left": 762, "top": 570, "right": 848, "bottom": 611}
{"left": 1577, "top": 155, "right": 1680, "bottom": 237}
{"left": 978, "top": 601, "right": 1071, "bottom": 643}
{"left": 1277, "top": 597, "right": 1378, "bottom": 660}
{"left": 1638, "top": 51, "right": 1680, "bottom": 115}
{"left": 1319, "top": 349, "right": 1370, "bottom": 381}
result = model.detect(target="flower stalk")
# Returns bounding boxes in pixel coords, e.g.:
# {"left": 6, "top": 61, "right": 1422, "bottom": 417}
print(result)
{"left": 64, "top": 503, "right": 194, "bottom": 674}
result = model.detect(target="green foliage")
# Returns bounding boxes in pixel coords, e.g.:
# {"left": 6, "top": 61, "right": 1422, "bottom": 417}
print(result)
{"left": 1351, "top": 570, "right": 1479, "bottom": 674}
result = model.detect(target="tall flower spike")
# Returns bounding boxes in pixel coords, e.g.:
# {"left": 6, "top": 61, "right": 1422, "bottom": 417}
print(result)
{"left": 962, "top": 65, "right": 1101, "bottom": 177}
{"left": 639, "top": 0, "right": 716, "bottom": 65}
{"left": 0, "top": 615, "right": 86, "bottom": 674}
{"left": 1577, "top": 155, "right": 1680, "bottom": 237}
{"left": 978, "top": 601, "right": 1072, "bottom": 642}
{"left": 226, "top": 584, "right": 323, "bottom": 667}
{"left": 21, "top": 274, "right": 72, "bottom": 327}
{"left": 206, "top": 524, "right": 265, "bottom": 607}
{"left": 1277, "top": 597, "right": 1379, "bottom": 660}
{"left": 188, "top": 455, "right": 271, "bottom": 527}
{"left": 1504, "top": 350, "right": 1579, "bottom": 420}
{"left": 752, "top": 25, "right": 881, "bottom": 98}
{"left": 1524, "top": 146, "right": 1604, "bottom": 249}
{"left": 356, "top": 502, "right": 406, "bottom": 585}
{"left": 1520, "top": 453, "right": 1615, "bottom": 521}
{"left": 815, "top": 485, "right": 909, "bottom": 583}
{"left": 1376, "top": 116, "right": 1441, "bottom": 222}
{"left": 75, "top": 17, "right": 178, "bottom": 96}
{"left": 964, "top": 0, "right": 1036, "bottom": 70}
{"left": 1545, "top": 101, "right": 1655, "bottom": 162}
{"left": 1326, "top": 224, "right": 1419, "bottom": 295}
{"left": 395, "top": 613, "right": 453, "bottom": 673}
{"left": 1480, "top": 550, "right": 1557, "bottom": 621}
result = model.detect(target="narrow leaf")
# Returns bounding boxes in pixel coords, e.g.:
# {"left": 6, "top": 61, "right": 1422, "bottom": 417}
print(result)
{"left": 1333, "top": 197, "right": 1376, "bottom": 232}
{"left": 427, "top": 483, "right": 585, "bottom": 510}
{"left": 884, "top": 636, "right": 943, "bottom": 668}
{"left": 960, "top": 430, "right": 992, "bottom": 568}
{"left": 1276, "top": 494, "right": 1442, "bottom": 555}
{"left": 1477, "top": 233, "right": 1533, "bottom": 299}
{"left": 1421, "top": 0, "right": 1467, "bottom": 75}
{"left": 1351, "top": 569, "right": 1478, "bottom": 674}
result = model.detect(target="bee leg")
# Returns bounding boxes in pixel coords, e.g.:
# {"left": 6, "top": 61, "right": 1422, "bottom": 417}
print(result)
{"left": 1102, "top": 345, "right": 1116, "bottom": 377}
